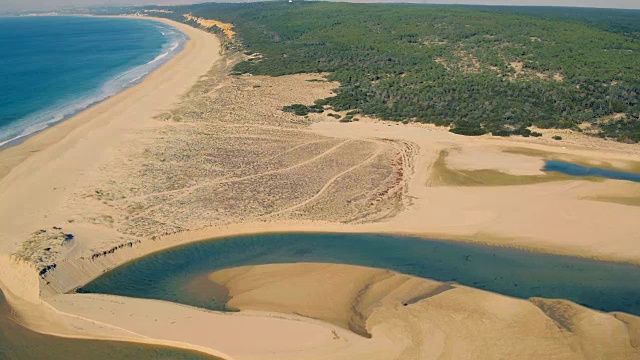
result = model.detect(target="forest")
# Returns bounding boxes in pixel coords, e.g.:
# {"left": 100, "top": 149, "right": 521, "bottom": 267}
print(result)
{"left": 140, "top": 2, "right": 640, "bottom": 141}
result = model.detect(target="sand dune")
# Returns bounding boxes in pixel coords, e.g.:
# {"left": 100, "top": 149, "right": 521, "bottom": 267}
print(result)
{"left": 208, "top": 263, "right": 640, "bottom": 359}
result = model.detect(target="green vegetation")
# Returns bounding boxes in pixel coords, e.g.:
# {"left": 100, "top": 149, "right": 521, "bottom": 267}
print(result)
{"left": 148, "top": 2, "right": 640, "bottom": 142}
{"left": 338, "top": 110, "right": 359, "bottom": 122}
{"left": 450, "top": 121, "right": 487, "bottom": 136}
{"left": 282, "top": 103, "right": 324, "bottom": 116}
{"left": 597, "top": 117, "right": 640, "bottom": 143}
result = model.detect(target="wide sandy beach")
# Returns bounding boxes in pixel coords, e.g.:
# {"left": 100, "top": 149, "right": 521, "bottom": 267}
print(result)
{"left": 0, "top": 16, "right": 229, "bottom": 357}
{"left": 0, "top": 14, "right": 639, "bottom": 360}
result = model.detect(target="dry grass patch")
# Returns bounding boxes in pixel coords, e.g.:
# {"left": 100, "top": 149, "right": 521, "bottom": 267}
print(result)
{"left": 83, "top": 65, "right": 407, "bottom": 239}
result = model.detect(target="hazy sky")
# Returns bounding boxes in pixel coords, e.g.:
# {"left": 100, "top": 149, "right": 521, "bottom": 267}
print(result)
{"left": 1, "top": 0, "right": 639, "bottom": 11}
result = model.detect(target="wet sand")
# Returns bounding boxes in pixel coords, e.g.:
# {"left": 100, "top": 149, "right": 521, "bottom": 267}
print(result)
{"left": 0, "top": 290, "right": 219, "bottom": 360}
{"left": 209, "top": 263, "right": 640, "bottom": 359}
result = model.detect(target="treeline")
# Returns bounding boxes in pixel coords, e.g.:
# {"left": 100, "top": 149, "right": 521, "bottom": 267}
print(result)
{"left": 145, "top": 2, "right": 640, "bottom": 142}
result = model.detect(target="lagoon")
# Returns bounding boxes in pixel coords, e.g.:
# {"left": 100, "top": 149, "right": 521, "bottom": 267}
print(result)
{"left": 79, "top": 233, "right": 640, "bottom": 316}
{"left": 544, "top": 160, "right": 640, "bottom": 183}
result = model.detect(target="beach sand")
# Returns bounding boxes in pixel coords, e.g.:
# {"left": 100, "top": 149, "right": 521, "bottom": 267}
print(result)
{"left": 0, "top": 14, "right": 639, "bottom": 360}
{"left": 0, "top": 16, "right": 230, "bottom": 358}
{"left": 40, "top": 262, "right": 640, "bottom": 359}
{"left": 207, "top": 263, "right": 640, "bottom": 359}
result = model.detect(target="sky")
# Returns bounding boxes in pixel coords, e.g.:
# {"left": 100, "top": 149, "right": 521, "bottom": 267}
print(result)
{"left": 1, "top": 0, "right": 639, "bottom": 11}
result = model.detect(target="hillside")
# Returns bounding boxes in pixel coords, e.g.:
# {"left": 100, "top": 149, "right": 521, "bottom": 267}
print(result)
{"left": 148, "top": 2, "right": 640, "bottom": 141}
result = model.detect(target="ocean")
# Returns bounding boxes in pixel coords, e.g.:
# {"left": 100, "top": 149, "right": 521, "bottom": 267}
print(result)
{"left": 0, "top": 16, "right": 186, "bottom": 147}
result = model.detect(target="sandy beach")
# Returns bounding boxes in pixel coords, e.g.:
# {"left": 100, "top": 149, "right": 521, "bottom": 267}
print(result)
{"left": 0, "top": 16, "right": 229, "bottom": 357}
{"left": 0, "top": 14, "right": 639, "bottom": 360}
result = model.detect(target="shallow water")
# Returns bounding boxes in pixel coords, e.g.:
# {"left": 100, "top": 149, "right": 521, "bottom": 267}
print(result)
{"left": 544, "top": 160, "right": 640, "bottom": 182}
{"left": 0, "top": 290, "right": 219, "bottom": 360}
{"left": 80, "top": 233, "right": 640, "bottom": 315}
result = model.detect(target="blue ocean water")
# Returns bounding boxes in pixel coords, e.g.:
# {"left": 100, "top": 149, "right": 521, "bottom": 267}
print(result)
{"left": 0, "top": 16, "right": 186, "bottom": 147}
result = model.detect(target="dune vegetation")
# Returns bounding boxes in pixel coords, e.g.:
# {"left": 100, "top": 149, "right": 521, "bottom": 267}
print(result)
{"left": 141, "top": 2, "right": 640, "bottom": 142}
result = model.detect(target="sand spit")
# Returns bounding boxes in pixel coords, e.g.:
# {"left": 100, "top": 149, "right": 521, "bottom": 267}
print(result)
{"left": 0, "top": 14, "right": 639, "bottom": 360}
{"left": 207, "top": 263, "right": 640, "bottom": 359}
{"left": 0, "top": 16, "right": 230, "bottom": 359}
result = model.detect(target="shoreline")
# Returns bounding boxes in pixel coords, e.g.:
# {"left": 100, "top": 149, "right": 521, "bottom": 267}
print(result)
{"left": 0, "top": 13, "right": 223, "bottom": 278}
{"left": 0, "top": 15, "right": 230, "bottom": 358}
{"left": 0, "top": 15, "right": 191, "bottom": 179}
{"left": 0, "top": 15, "right": 187, "bottom": 153}
{"left": 0, "top": 287, "right": 231, "bottom": 360}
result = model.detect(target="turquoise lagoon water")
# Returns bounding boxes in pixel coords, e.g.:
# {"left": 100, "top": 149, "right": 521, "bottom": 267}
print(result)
{"left": 544, "top": 160, "right": 640, "bottom": 183}
{"left": 0, "top": 16, "right": 186, "bottom": 147}
{"left": 79, "top": 233, "right": 640, "bottom": 316}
